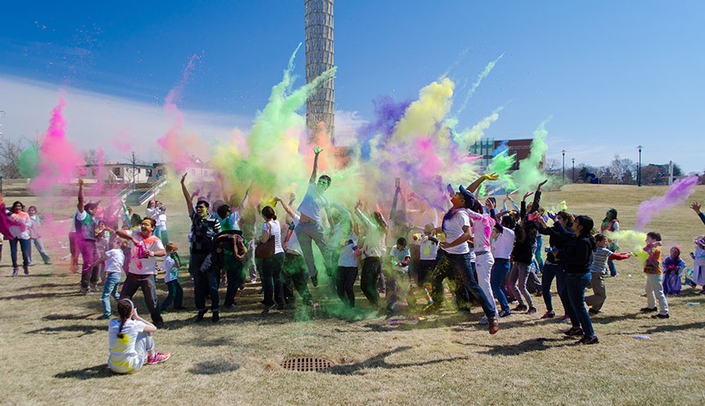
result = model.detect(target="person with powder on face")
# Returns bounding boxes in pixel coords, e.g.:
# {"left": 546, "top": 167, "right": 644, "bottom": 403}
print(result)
{"left": 295, "top": 146, "right": 334, "bottom": 287}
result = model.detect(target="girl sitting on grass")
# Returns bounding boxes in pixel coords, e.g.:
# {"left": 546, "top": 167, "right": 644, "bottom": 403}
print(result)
{"left": 108, "top": 298, "right": 170, "bottom": 374}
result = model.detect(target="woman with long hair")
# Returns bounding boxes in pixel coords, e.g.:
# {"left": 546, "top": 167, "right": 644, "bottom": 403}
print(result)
{"left": 260, "top": 205, "right": 285, "bottom": 314}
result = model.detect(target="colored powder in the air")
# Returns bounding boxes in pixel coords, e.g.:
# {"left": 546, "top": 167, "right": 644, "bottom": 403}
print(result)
{"left": 511, "top": 120, "right": 551, "bottom": 194}
{"left": 357, "top": 96, "right": 412, "bottom": 161}
{"left": 605, "top": 229, "right": 648, "bottom": 265}
{"left": 451, "top": 53, "right": 504, "bottom": 120}
{"left": 450, "top": 107, "right": 503, "bottom": 150}
{"left": 17, "top": 145, "right": 39, "bottom": 178}
{"left": 30, "top": 96, "right": 84, "bottom": 193}
{"left": 487, "top": 144, "right": 516, "bottom": 192}
{"left": 634, "top": 175, "right": 699, "bottom": 230}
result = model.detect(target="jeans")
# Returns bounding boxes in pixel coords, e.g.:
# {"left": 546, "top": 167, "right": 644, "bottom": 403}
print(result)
{"left": 101, "top": 272, "right": 121, "bottom": 317}
{"left": 337, "top": 266, "right": 358, "bottom": 308}
{"left": 508, "top": 261, "right": 533, "bottom": 308}
{"left": 161, "top": 280, "right": 184, "bottom": 310}
{"left": 491, "top": 258, "right": 511, "bottom": 313}
{"left": 295, "top": 221, "right": 332, "bottom": 278}
{"left": 120, "top": 272, "right": 164, "bottom": 324}
{"left": 565, "top": 272, "right": 594, "bottom": 337}
{"left": 445, "top": 252, "right": 496, "bottom": 318}
{"left": 9, "top": 238, "right": 30, "bottom": 269}
{"left": 535, "top": 236, "right": 545, "bottom": 274}
{"left": 645, "top": 273, "right": 669, "bottom": 315}
{"left": 194, "top": 269, "right": 220, "bottom": 313}
{"left": 78, "top": 240, "right": 98, "bottom": 290}
{"left": 361, "top": 257, "right": 381, "bottom": 305}
{"left": 608, "top": 260, "right": 617, "bottom": 277}
{"left": 29, "top": 237, "right": 51, "bottom": 264}
{"left": 261, "top": 252, "right": 285, "bottom": 307}
{"left": 542, "top": 261, "right": 572, "bottom": 315}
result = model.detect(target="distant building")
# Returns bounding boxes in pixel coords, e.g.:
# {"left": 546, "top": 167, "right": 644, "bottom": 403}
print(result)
{"left": 470, "top": 138, "right": 544, "bottom": 170}
{"left": 81, "top": 163, "right": 167, "bottom": 183}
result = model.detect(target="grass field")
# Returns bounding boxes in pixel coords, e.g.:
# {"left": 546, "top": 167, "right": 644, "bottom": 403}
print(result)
{"left": 1, "top": 183, "right": 704, "bottom": 405}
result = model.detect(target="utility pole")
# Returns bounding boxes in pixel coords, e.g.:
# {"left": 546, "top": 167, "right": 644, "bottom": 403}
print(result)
{"left": 562, "top": 149, "right": 566, "bottom": 183}
{"left": 637, "top": 145, "right": 643, "bottom": 187}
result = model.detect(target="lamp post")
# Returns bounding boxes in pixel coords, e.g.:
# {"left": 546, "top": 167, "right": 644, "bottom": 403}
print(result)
{"left": 637, "top": 145, "right": 643, "bottom": 187}
{"left": 572, "top": 158, "right": 575, "bottom": 182}
{"left": 562, "top": 149, "right": 566, "bottom": 183}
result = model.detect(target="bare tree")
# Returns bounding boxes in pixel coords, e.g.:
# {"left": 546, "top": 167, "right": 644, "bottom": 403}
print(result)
{"left": 0, "top": 136, "right": 32, "bottom": 179}
{"left": 610, "top": 155, "right": 636, "bottom": 184}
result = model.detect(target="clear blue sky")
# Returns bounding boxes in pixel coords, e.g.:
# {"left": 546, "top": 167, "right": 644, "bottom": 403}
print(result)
{"left": 1, "top": 1, "right": 703, "bottom": 172}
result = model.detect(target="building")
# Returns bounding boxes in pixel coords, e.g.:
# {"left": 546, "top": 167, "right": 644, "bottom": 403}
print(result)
{"left": 470, "top": 138, "right": 544, "bottom": 170}
{"left": 305, "top": 0, "right": 335, "bottom": 143}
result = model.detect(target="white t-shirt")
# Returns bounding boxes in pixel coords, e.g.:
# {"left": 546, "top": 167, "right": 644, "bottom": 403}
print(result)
{"left": 163, "top": 256, "right": 178, "bottom": 283}
{"left": 296, "top": 183, "right": 329, "bottom": 223}
{"left": 105, "top": 248, "right": 125, "bottom": 274}
{"left": 262, "top": 220, "right": 284, "bottom": 254}
{"left": 107, "top": 319, "right": 147, "bottom": 374}
{"left": 9, "top": 211, "right": 31, "bottom": 240}
{"left": 285, "top": 215, "right": 301, "bottom": 255}
{"left": 441, "top": 210, "right": 471, "bottom": 255}
{"left": 492, "top": 227, "right": 515, "bottom": 260}
{"left": 338, "top": 233, "right": 359, "bottom": 267}
{"left": 128, "top": 231, "right": 165, "bottom": 275}
{"left": 419, "top": 236, "right": 439, "bottom": 260}
{"left": 157, "top": 214, "right": 168, "bottom": 231}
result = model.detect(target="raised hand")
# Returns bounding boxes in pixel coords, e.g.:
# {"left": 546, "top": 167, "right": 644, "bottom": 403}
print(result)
{"left": 313, "top": 146, "right": 322, "bottom": 155}
{"left": 691, "top": 201, "right": 702, "bottom": 213}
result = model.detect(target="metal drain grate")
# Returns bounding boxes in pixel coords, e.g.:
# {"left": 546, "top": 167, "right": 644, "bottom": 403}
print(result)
{"left": 280, "top": 357, "right": 334, "bottom": 372}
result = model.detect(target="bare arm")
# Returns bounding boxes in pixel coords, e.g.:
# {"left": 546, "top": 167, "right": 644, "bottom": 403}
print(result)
{"left": 77, "top": 179, "right": 85, "bottom": 212}
{"left": 180, "top": 173, "right": 194, "bottom": 218}
{"left": 235, "top": 185, "right": 251, "bottom": 213}
{"left": 466, "top": 173, "right": 499, "bottom": 194}
{"left": 275, "top": 195, "right": 297, "bottom": 221}
{"left": 309, "top": 146, "right": 322, "bottom": 184}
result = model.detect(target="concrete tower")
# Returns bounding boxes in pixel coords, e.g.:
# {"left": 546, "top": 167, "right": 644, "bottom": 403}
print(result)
{"left": 305, "top": 0, "right": 335, "bottom": 143}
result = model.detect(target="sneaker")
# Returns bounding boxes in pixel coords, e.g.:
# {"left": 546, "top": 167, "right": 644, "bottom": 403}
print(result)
{"left": 212, "top": 311, "right": 220, "bottom": 323}
{"left": 96, "top": 315, "right": 110, "bottom": 320}
{"left": 498, "top": 309, "right": 511, "bottom": 318}
{"left": 578, "top": 335, "right": 599, "bottom": 345}
{"left": 488, "top": 317, "right": 499, "bottom": 334}
{"left": 478, "top": 315, "right": 489, "bottom": 325}
{"left": 541, "top": 311, "right": 555, "bottom": 319}
{"left": 527, "top": 307, "right": 537, "bottom": 315}
{"left": 588, "top": 308, "right": 600, "bottom": 315}
{"left": 564, "top": 327, "right": 583, "bottom": 336}
{"left": 154, "top": 321, "right": 165, "bottom": 329}
{"left": 261, "top": 303, "right": 277, "bottom": 314}
{"left": 640, "top": 307, "right": 658, "bottom": 313}
{"left": 513, "top": 304, "right": 527, "bottom": 312}
{"left": 83, "top": 290, "right": 94, "bottom": 296}
{"left": 195, "top": 310, "right": 207, "bottom": 322}
{"left": 561, "top": 314, "right": 571, "bottom": 323}
{"left": 311, "top": 274, "right": 319, "bottom": 287}
{"left": 23, "top": 267, "right": 29, "bottom": 275}
{"left": 146, "top": 352, "right": 171, "bottom": 365}
{"left": 12, "top": 268, "right": 18, "bottom": 277}
{"left": 651, "top": 313, "right": 669, "bottom": 319}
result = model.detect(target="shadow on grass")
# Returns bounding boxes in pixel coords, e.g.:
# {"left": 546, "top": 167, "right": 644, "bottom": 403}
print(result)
{"left": 0, "top": 291, "right": 82, "bottom": 300}
{"left": 468, "top": 337, "right": 578, "bottom": 355}
{"left": 54, "top": 364, "right": 114, "bottom": 380}
{"left": 43, "top": 313, "right": 95, "bottom": 321}
{"left": 26, "top": 323, "right": 105, "bottom": 337}
{"left": 189, "top": 358, "right": 241, "bottom": 375}
{"left": 642, "top": 321, "right": 705, "bottom": 334}
{"left": 18, "top": 282, "right": 77, "bottom": 290}
{"left": 323, "top": 346, "right": 471, "bottom": 375}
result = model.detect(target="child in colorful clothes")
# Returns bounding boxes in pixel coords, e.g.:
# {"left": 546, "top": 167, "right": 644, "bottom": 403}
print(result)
{"left": 96, "top": 238, "right": 129, "bottom": 320}
{"left": 387, "top": 237, "right": 411, "bottom": 314}
{"left": 690, "top": 236, "right": 705, "bottom": 293}
{"left": 26, "top": 205, "right": 51, "bottom": 265}
{"left": 160, "top": 243, "right": 184, "bottom": 312}
{"left": 662, "top": 246, "right": 685, "bottom": 295}
{"left": 108, "top": 298, "right": 170, "bottom": 374}
{"left": 584, "top": 234, "right": 631, "bottom": 314}
{"left": 640, "top": 232, "right": 669, "bottom": 319}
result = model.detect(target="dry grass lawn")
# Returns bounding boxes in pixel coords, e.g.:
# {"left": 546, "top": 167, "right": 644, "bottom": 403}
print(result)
{"left": 1, "top": 183, "right": 704, "bottom": 405}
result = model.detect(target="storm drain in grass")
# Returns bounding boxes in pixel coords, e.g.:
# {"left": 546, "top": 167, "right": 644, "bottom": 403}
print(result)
{"left": 281, "top": 357, "right": 334, "bottom": 372}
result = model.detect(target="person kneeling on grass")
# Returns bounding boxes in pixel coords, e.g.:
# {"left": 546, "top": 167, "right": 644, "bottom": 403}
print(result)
{"left": 108, "top": 298, "right": 170, "bottom": 374}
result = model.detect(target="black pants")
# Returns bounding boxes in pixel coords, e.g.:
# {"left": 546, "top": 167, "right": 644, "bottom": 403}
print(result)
{"left": 262, "top": 252, "right": 285, "bottom": 307}
{"left": 120, "top": 272, "right": 164, "bottom": 324}
{"left": 361, "top": 257, "right": 381, "bottom": 305}
{"left": 337, "top": 266, "right": 358, "bottom": 307}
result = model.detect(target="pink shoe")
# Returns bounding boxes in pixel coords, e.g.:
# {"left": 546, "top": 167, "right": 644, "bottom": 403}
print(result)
{"left": 147, "top": 352, "right": 171, "bottom": 365}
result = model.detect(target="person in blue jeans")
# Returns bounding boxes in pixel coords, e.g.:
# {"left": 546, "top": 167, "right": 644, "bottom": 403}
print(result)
{"left": 96, "top": 238, "right": 128, "bottom": 319}
{"left": 489, "top": 212, "right": 516, "bottom": 317}
{"left": 556, "top": 215, "right": 599, "bottom": 345}
{"left": 536, "top": 211, "right": 575, "bottom": 320}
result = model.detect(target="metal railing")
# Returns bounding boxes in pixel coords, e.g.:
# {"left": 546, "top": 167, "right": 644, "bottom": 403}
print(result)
{"left": 137, "top": 176, "right": 168, "bottom": 206}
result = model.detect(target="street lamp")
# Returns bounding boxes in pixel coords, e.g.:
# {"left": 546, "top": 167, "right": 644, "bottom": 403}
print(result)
{"left": 637, "top": 145, "right": 643, "bottom": 187}
{"left": 572, "top": 158, "right": 575, "bottom": 182}
{"left": 562, "top": 150, "right": 566, "bottom": 183}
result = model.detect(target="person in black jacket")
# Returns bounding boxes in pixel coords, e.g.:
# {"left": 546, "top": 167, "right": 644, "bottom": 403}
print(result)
{"left": 536, "top": 211, "right": 575, "bottom": 321}
{"left": 556, "top": 215, "right": 599, "bottom": 345}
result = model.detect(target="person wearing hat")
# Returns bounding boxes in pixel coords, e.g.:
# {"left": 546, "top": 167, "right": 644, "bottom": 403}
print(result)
{"left": 435, "top": 184, "right": 499, "bottom": 334}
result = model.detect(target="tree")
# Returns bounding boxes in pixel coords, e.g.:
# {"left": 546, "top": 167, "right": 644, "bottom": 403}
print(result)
{"left": 0, "top": 136, "right": 30, "bottom": 179}
{"left": 610, "top": 155, "right": 635, "bottom": 184}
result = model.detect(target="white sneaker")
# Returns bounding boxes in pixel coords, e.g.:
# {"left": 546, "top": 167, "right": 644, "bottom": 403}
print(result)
{"left": 479, "top": 315, "right": 488, "bottom": 325}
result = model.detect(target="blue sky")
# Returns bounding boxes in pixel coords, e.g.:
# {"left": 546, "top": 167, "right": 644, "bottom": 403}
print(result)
{"left": 0, "top": 1, "right": 703, "bottom": 172}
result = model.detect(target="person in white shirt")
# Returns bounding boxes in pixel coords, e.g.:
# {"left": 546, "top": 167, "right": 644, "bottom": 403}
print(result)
{"left": 96, "top": 237, "right": 129, "bottom": 320}
{"left": 490, "top": 210, "right": 516, "bottom": 318}
{"left": 116, "top": 218, "right": 166, "bottom": 328}
{"left": 260, "top": 205, "right": 286, "bottom": 314}
{"left": 107, "top": 298, "right": 170, "bottom": 373}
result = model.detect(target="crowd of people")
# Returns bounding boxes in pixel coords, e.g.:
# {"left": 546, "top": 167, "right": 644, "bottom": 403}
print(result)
{"left": 3, "top": 147, "right": 705, "bottom": 373}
